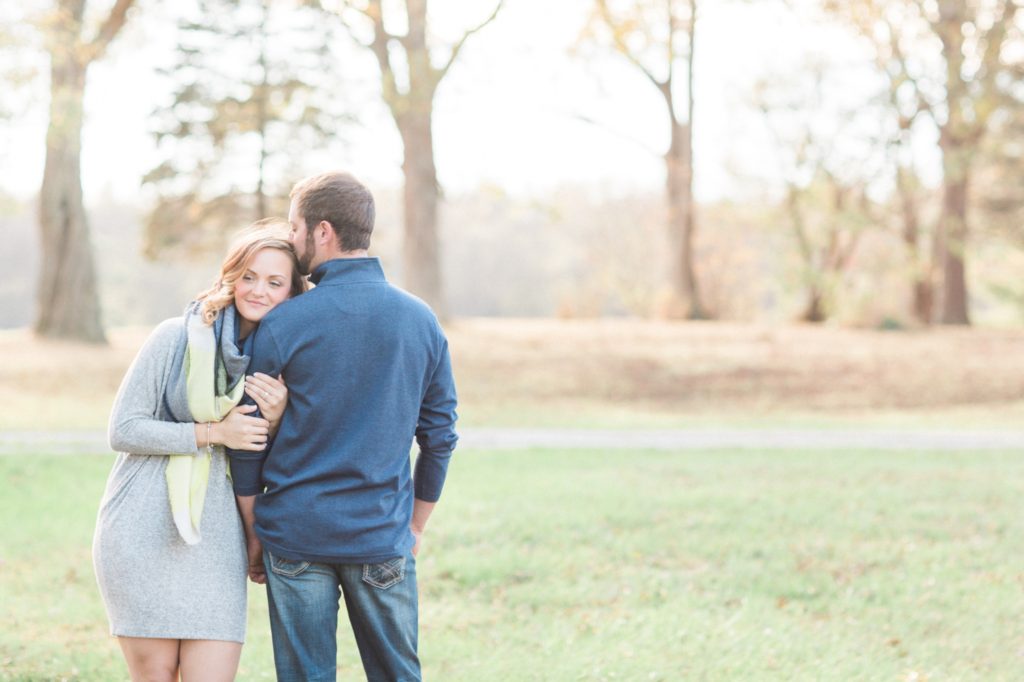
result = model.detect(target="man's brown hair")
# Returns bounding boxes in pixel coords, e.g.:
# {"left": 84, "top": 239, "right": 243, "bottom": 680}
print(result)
{"left": 290, "top": 172, "right": 375, "bottom": 251}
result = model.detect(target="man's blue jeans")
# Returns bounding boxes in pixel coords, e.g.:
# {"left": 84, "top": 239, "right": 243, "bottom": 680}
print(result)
{"left": 263, "top": 548, "right": 420, "bottom": 682}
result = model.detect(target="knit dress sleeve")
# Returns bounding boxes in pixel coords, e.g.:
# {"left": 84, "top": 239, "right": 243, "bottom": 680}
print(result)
{"left": 107, "top": 318, "right": 200, "bottom": 456}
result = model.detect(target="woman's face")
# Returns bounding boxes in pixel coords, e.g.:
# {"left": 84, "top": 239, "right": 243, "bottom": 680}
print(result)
{"left": 234, "top": 248, "right": 294, "bottom": 324}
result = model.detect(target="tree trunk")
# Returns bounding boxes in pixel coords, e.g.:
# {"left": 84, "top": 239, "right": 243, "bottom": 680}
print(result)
{"left": 398, "top": 111, "right": 444, "bottom": 317}
{"left": 937, "top": 161, "right": 970, "bottom": 325}
{"left": 661, "top": 0, "right": 706, "bottom": 321}
{"left": 783, "top": 185, "right": 824, "bottom": 323}
{"left": 934, "top": 2, "right": 971, "bottom": 326}
{"left": 35, "top": 46, "right": 106, "bottom": 343}
{"left": 902, "top": 211, "right": 934, "bottom": 325}
{"left": 664, "top": 119, "right": 706, "bottom": 319}
{"left": 895, "top": 166, "right": 933, "bottom": 325}
{"left": 392, "top": 0, "right": 445, "bottom": 317}
{"left": 936, "top": 123, "right": 971, "bottom": 325}
{"left": 802, "top": 287, "right": 825, "bottom": 323}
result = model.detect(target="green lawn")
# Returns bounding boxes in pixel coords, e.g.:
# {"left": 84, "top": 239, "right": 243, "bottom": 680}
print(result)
{"left": 1, "top": 448, "right": 1023, "bottom": 681}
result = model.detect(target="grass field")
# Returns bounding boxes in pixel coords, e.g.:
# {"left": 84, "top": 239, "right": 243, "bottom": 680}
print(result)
{"left": 2, "top": 448, "right": 1023, "bottom": 681}
{"left": 3, "top": 319, "right": 1024, "bottom": 679}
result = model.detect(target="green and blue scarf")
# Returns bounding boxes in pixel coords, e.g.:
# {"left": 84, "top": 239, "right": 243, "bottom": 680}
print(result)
{"left": 165, "top": 302, "right": 251, "bottom": 545}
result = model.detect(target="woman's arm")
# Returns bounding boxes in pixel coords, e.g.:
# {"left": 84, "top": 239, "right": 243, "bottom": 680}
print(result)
{"left": 196, "top": 406, "right": 270, "bottom": 451}
{"left": 109, "top": 320, "right": 272, "bottom": 456}
{"left": 108, "top": 320, "right": 200, "bottom": 456}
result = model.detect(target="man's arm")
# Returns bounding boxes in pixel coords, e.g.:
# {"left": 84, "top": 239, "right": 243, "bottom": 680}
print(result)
{"left": 227, "top": 323, "right": 284, "bottom": 495}
{"left": 236, "top": 494, "right": 265, "bottom": 583}
{"left": 410, "top": 499, "right": 435, "bottom": 557}
{"left": 228, "top": 321, "right": 285, "bottom": 581}
{"left": 411, "top": 334, "right": 458, "bottom": 554}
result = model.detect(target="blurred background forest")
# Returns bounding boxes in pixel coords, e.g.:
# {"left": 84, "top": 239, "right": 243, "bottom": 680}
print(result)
{"left": 1, "top": 0, "right": 1023, "bottom": 336}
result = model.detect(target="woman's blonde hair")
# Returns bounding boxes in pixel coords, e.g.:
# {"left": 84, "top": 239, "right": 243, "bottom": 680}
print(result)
{"left": 194, "top": 220, "right": 307, "bottom": 325}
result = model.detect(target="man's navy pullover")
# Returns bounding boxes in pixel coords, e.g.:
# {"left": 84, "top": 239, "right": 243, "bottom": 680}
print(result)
{"left": 228, "top": 257, "right": 458, "bottom": 564}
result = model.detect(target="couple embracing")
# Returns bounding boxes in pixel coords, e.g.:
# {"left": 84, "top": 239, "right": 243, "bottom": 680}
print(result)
{"left": 92, "top": 171, "right": 458, "bottom": 682}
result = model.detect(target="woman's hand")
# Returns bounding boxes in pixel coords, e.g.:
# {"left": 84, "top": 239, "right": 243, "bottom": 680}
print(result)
{"left": 244, "top": 373, "right": 288, "bottom": 425}
{"left": 212, "top": 404, "right": 270, "bottom": 451}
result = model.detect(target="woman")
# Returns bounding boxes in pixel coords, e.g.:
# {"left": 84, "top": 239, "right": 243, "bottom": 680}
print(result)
{"left": 93, "top": 223, "right": 307, "bottom": 682}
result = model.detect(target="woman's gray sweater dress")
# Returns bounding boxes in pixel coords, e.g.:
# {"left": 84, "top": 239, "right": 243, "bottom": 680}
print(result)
{"left": 92, "top": 318, "right": 248, "bottom": 642}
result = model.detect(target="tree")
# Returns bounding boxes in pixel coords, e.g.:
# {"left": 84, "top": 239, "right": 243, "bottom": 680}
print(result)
{"left": 887, "top": 109, "right": 935, "bottom": 325}
{"left": 826, "top": 0, "right": 1022, "bottom": 325}
{"left": 754, "top": 63, "right": 877, "bottom": 322}
{"left": 35, "top": 0, "right": 135, "bottom": 343}
{"left": 822, "top": 1, "right": 936, "bottom": 324}
{"left": 587, "top": 0, "right": 707, "bottom": 319}
{"left": 321, "top": 0, "right": 504, "bottom": 318}
{"left": 144, "top": 0, "right": 343, "bottom": 257}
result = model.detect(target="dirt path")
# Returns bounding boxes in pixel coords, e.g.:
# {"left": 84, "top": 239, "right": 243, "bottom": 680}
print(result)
{"left": 3, "top": 427, "right": 1024, "bottom": 455}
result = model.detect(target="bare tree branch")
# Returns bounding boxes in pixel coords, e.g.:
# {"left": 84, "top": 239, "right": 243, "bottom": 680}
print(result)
{"left": 316, "top": 0, "right": 374, "bottom": 50}
{"left": 358, "top": 0, "right": 402, "bottom": 109}
{"left": 595, "top": 0, "right": 665, "bottom": 93}
{"left": 326, "top": 2, "right": 402, "bottom": 81}
{"left": 573, "top": 112, "right": 662, "bottom": 157}
{"left": 882, "top": 15, "right": 936, "bottom": 123}
{"left": 825, "top": 2, "right": 936, "bottom": 125}
{"left": 437, "top": 0, "right": 505, "bottom": 81}
{"left": 84, "top": 0, "right": 135, "bottom": 63}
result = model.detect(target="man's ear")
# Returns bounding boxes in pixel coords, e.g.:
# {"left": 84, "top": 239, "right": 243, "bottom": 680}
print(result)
{"left": 316, "top": 221, "right": 332, "bottom": 246}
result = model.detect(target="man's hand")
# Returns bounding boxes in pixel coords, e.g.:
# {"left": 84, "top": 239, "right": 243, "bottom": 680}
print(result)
{"left": 247, "top": 535, "right": 266, "bottom": 584}
{"left": 411, "top": 527, "right": 423, "bottom": 557}
{"left": 410, "top": 498, "right": 435, "bottom": 557}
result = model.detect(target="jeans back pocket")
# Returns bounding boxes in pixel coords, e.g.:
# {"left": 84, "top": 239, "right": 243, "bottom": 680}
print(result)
{"left": 361, "top": 556, "right": 406, "bottom": 589}
{"left": 268, "top": 551, "right": 312, "bottom": 578}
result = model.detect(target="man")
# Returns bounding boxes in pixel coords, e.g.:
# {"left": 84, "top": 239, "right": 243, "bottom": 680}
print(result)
{"left": 229, "top": 171, "right": 458, "bottom": 681}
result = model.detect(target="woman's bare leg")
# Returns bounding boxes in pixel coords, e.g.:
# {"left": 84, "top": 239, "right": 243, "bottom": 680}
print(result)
{"left": 178, "top": 639, "right": 243, "bottom": 682}
{"left": 117, "top": 637, "right": 180, "bottom": 682}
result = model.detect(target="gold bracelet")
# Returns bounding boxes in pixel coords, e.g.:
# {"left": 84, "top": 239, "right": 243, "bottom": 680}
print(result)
{"left": 206, "top": 421, "right": 212, "bottom": 451}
